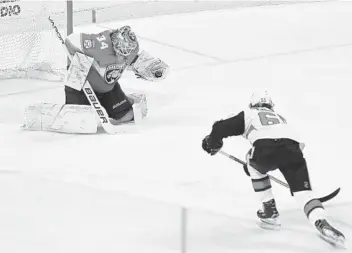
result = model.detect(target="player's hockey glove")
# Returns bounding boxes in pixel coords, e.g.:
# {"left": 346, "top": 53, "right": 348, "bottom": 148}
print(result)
{"left": 202, "top": 135, "right": 223, "bottom": 156}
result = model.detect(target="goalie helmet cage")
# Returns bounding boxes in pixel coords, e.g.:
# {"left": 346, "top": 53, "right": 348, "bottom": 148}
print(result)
{"left": 0, "top": 0, "right": 73, "bottom": 81}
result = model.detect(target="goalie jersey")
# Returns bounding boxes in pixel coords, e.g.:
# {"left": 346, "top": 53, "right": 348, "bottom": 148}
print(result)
{"left": 209, "top": 107, "right": 301, "bottom": 145}
{"left": 65, "top": 30, "right": 139, "bottom": 93}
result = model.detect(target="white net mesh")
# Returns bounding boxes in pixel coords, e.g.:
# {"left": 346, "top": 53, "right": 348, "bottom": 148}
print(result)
{"left": 0, "top": 1, "right": 67, "bottom": 81}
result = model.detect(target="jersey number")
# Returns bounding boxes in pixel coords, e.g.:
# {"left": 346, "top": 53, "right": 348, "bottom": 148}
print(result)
{"left": 96, "top": 35, "right": 109, "bottom": 50}
{"left": 258, "top": 112, "right": 286, "bottom": 126}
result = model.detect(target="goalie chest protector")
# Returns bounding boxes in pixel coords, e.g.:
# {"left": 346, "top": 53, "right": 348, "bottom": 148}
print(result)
{"left": 65, "top": 30, "right": 139, "bottom": 93}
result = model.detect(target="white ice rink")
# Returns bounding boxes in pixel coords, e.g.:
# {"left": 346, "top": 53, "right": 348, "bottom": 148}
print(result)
{"left": 1, "top": 1, "right": 352, "bottom": 252}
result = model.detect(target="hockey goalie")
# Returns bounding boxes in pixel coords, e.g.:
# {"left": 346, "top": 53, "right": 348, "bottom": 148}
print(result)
{"left": 21, "top": 25, "right": 169, "bottom": 134}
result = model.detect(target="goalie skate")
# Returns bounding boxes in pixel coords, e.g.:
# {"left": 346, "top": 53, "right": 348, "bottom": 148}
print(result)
{"left": 315, "top": 219, "right": 345, "bottom": 248}
{"left": 257, "top": 199, "right": 281, "bottom": 230}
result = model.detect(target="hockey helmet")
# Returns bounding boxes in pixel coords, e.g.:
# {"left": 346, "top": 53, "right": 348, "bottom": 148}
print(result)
{"left": 249, "top": 91, "right": 274, "bottom": 109}
{"left": 111, "top": 26, "right": 138, "bottom": 56}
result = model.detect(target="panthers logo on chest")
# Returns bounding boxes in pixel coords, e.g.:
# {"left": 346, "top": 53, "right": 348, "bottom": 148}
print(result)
{"left": 104, "top": 63, "right": 126, "bottom": 85}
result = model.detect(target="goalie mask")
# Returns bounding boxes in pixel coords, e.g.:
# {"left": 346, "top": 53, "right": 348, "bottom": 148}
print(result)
{"left": 111, "top": 26, "right": 138, "bottom": 57}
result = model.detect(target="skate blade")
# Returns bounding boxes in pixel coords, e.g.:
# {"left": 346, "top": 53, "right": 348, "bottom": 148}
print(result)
{"left": 257, "top": 218, "right": 281, "bottom": 230}
{"left": 318, "top": 234, "right": 346, "bottom": 249}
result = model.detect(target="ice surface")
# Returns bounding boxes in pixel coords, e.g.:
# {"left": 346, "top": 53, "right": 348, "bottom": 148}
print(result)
{"left": 0, "top": 1, "right": 352, "bottom": 253}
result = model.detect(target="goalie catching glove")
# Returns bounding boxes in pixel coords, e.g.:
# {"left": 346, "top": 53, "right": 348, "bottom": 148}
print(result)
{"left": 131, "top": 50, "right": 169, "bottom": 81}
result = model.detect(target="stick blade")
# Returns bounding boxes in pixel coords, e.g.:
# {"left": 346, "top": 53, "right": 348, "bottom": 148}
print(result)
{"left": 318, "top": 188, "right": 340, "bottom": 203}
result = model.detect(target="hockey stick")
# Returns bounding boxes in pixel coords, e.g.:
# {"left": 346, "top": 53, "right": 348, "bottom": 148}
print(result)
{"left": 218, "top": 150, "right": 340, "bottom": 203}
{"left": 48, "top": 16, "right": 118, "bottom": 135}
{"left": 219, "top": 150, "right": 289, "bottom": 187}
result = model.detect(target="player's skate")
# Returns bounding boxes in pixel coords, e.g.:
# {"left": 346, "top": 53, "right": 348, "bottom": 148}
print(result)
{"left": 315, "top": 219, "right": 345, "bottom": 248}
{"left": 257, "top": 199, "right": 281, "bottom": 230}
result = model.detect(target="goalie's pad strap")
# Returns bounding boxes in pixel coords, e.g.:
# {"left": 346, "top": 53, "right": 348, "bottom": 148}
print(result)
{"left": 22, "top": 103, "right": 97, "bottom": 134}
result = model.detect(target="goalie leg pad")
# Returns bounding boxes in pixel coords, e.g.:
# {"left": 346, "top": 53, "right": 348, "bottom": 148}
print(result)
{"left": 128, "top": 93, "right": 147, "bottom": 124}
{"left": 21, "top": 103, "right": 97, "bottom": 134}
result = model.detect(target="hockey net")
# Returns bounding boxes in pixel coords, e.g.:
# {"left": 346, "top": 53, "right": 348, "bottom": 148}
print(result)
{"left": 0, "top": 1, "right": 68, "bottom": 81}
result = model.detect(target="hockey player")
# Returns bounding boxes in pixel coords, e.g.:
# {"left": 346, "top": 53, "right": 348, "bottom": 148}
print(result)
{"left": 22, "top": 25, "right": 169, "bottom": 133}
{"left": 201, "top": 91, "right": 345, "bottom": 247}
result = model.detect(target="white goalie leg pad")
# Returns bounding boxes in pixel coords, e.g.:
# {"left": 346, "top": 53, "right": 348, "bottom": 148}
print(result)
{"left": 128, "top": 93, "right": 148, "bottom": 124}
{"left": 22, "top": 103, "right": 97, "bottom": 134}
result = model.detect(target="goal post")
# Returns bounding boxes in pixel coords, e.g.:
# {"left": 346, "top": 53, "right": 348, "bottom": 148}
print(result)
{"left": 66, "top": 0, "right": 73, "bottom": 67}
{"left": 0, "top": 0, "right": 73, "bottom": 81}
{"left": 66, "top": 0, "right": 73, "bottom": 37}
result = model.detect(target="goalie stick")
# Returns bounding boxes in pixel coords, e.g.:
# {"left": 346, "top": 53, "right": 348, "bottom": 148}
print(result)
{"left": 218, "top": 150, "right": 340, "bottom": 203}
{"left": 48, "top": 16, "right": 119, "bottom": 135}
